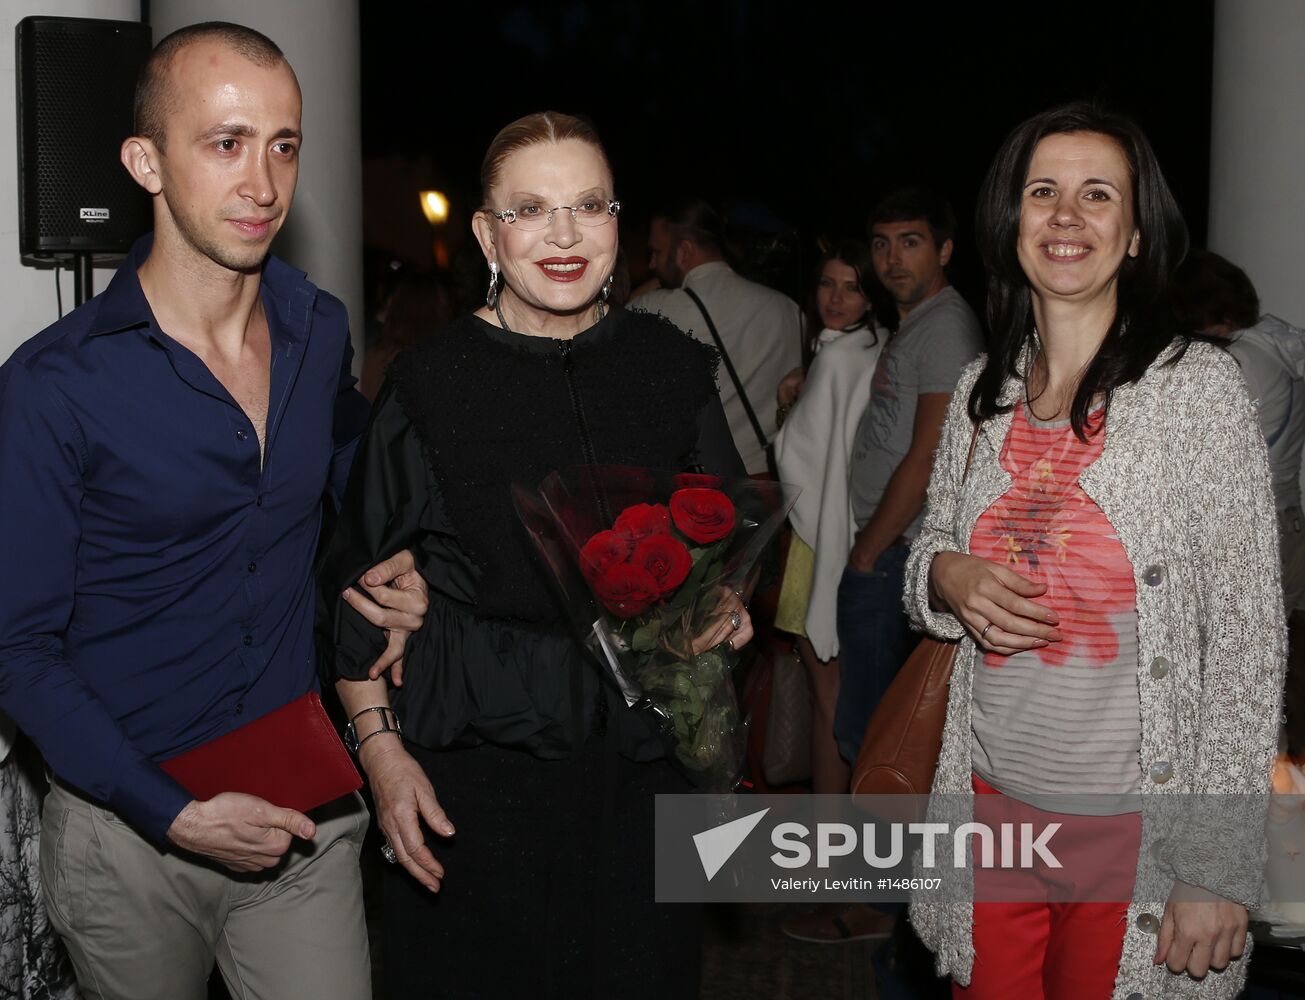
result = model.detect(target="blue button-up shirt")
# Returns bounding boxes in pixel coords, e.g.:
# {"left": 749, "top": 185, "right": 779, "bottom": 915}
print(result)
{"left": 0, "top": 237, "right": 369, "bottom": 843}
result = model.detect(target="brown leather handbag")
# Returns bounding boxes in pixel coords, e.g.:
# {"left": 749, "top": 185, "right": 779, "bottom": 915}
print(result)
{"left": 850, "top": 422, "right": 981, "bottom": 815}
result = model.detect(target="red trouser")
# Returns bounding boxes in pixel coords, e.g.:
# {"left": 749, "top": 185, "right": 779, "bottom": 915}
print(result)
{"left": 955, "top": 774, "right": 1141, "bottom": 1000}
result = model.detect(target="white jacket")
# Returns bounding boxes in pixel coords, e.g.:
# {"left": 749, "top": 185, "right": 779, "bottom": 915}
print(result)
{"left": 774, "top": 327, "right": 883, "bottom": 658}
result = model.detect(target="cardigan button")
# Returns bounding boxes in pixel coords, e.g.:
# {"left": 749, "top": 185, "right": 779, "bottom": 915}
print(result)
{"left": 1149, "top": 656, "right": 1170, "bottom": 679}
{"left": 1150, "top": 761, "right": 1173, "bottom": 784}
{"left": 1126, "top": 994, "right": 1144, "bottom": 1000}
{"left": 1143, "top": 564, "right": 1165, "bottom": 587}
{"left": 1136, "top": 911, "right": 1160, "bottom": 934}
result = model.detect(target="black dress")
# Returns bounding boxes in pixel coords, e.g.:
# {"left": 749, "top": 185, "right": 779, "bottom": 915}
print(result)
{"left": 318, "top": 307, "right": 744, "bottom": 1000}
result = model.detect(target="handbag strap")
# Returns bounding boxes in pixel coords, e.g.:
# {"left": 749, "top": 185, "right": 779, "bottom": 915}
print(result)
{"left": 681, "top": 286, "right": 770, "bottom": 457}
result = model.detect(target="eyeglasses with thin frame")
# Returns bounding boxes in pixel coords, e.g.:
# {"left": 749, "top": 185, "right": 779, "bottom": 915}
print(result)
{"left": 489, "top": 198, "right": 621, "bottom": 232}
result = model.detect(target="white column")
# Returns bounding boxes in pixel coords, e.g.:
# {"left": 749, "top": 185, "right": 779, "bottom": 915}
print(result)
{"left": 150, "top": 0, "right": 365, "bottom": 371}
{"left": 1208, "top": 0, "right": 1305, "bottom": 326}
{"left": 0, "top": 0, "right": 138, "bottom": 363}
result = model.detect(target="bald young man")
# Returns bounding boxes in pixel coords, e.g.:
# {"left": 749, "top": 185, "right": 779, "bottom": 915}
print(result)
{"left": 0, "top": 23, "right": 422, "bottom": 1000}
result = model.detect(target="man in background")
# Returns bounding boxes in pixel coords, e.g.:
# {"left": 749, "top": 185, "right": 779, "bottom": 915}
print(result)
{"left": 837, "top": 186, "right": 984, "bottom": 764}
{"left": 633, "top": 198, "right": 802, "bottom": 476}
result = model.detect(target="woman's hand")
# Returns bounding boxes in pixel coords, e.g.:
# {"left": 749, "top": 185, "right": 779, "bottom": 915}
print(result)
{"left": 777, "top": 366, "right": 807, "bottom": 407}
{"left": 691, "top": 589, "right": 753, "bottom": 656}
{"left": 1155, "top": 881, "right": 1248, "bottom": 978}
{"left": 359, "top": 736, "right": 455, "bottom": 893}
{"left": 928, "top": 551, "right": 1063, "bottom": 655}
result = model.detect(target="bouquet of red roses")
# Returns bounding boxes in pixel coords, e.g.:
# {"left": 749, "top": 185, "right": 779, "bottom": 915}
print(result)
{"left": 513, "top": 466, "right": 797, "bottom": 791}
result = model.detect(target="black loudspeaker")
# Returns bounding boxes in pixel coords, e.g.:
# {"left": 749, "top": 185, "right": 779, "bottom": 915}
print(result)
{"left": 16, "top": 16, "right": 152, "bottom": 260}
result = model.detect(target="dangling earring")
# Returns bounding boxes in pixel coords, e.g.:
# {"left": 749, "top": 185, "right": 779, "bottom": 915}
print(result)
{"left": 599, "top": 273, "right": 614, "bottom": 304}
{"left": 486, "top": 261, "right": 500, "bottom": 309}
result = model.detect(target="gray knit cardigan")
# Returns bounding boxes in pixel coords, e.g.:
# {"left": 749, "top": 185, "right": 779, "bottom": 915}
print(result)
{"left": 905, "top": 341, "right": 1287, "bottom": 999}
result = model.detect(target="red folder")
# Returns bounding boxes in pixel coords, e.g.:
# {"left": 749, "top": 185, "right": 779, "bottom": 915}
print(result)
{"left": 159, "top": 692, "right": 362, "bottom": 814}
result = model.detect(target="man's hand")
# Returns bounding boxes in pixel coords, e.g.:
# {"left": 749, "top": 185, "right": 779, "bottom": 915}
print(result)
{"left": 361, "top": 737, "right": 455, "bottom": 893}
{"left": 341, "top": 548, "right": 429, "bottom": 687}
{"left": 847, "top": 533, "right": 883, "bottom": 574}
{"left": 165, "top": 792, "right": 315, "bottom": 872}
{"left": 1155, "top": 880, "right": 1248, "bottom": 978}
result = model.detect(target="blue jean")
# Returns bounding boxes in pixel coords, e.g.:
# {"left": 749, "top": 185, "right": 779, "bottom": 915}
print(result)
{"left": 834, "top": 543, "right": 916, "bottom": 764}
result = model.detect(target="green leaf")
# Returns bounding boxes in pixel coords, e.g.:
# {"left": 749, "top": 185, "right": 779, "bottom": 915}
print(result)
{"left": 631, "top": 620, "right": 663, "bottom": 653}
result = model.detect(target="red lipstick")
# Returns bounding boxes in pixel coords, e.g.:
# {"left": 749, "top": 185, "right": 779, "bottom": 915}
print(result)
{"left": 535, "top": 256, "right": 589, "bottom": 282}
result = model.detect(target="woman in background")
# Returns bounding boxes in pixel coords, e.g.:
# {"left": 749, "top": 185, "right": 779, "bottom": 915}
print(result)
{"left": 774, "top": 240, "right": 885, "bottom": 795}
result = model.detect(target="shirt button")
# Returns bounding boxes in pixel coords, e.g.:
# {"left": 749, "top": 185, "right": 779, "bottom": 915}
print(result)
{"left": 235, "top": 702, "right": 245, "bottom": 715}
{"left": 1143, "top": 564, "right": 1165, "bottom": 587}
{"left": 1150, "top": 761, "right": 1173, "bottom": 784}
{"left": 247, "top": 562, "right": 257, "bottom": 573}
{"left": 1135, "top": 912, "right": 1160, "bottom": 934}
{"left": 256, "top": 495, "right": 264, "bottom": 507}
{"left": 242, "top": 634, "right": 253, "bottom": 646}
{"left": 236, "top": 428, "right": 248, "bottom": 442}
{"left": 1149, "top": 656, "right": 1170, "bottom": 679}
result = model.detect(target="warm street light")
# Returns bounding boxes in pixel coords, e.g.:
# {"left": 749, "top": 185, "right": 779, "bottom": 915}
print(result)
{"left": 420, "top": 190, "right": 449, "bottom": 225}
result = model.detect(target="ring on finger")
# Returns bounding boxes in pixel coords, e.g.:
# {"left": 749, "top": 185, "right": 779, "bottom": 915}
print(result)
{"left": 729, "top": 610, "right": 743, "bottom": 632}
{"left": 381, "top": 841, "right": 398, "bottom": 864}
{"left": 980, "top": 622, "right": 994, "bottom": 642}
{"left": 726, "top": 637, "right": 735, "bottom": 652}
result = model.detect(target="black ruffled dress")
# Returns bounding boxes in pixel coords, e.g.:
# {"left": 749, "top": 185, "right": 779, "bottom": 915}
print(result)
{"left": 318, "top": 307, "right": 743, "bottom": 1000}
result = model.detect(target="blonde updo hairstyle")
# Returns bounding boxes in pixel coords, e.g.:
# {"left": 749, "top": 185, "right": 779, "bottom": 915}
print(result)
{"left": 479, "top": 111, "right": 613, "bottom": 208}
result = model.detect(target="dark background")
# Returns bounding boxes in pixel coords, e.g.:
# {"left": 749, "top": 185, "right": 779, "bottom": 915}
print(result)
{"left": 360, "top": 1, "right": 1214, "bottom": 310}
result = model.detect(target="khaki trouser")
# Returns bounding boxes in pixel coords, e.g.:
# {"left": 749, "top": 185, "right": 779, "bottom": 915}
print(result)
{"left": 40, "top": 784, "right": 372, "bottom": 1000}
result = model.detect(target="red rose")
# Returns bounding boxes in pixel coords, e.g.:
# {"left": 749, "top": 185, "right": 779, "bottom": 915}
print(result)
{"left": 673, "top": 472, "right": 724, "bottom": 490}
{"left": 613, "top": 502, "right": 671, "bottom": 541}
{"left": 593, "top": 563, "right": 661, "bottom": 618}
{"left": 630, "top": 534, "right": 693, "bottom": 595}
{"left": 669, "top": 488, "right": 736, "bottom": 544}
{"left": 579, "top": 530, "right": 632, "bottom": 584}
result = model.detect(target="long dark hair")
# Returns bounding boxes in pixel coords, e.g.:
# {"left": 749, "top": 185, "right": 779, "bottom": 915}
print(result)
{"left": 970, "top": 102, "right": 1190, "bottom": 439}
{"left": 804, "top": 239, "right": 884, "bottom": 360}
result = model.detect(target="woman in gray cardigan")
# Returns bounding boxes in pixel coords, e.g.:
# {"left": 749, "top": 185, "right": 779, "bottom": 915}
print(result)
{"left": 906, "top": 102, "right": 1285, "bottom": 998}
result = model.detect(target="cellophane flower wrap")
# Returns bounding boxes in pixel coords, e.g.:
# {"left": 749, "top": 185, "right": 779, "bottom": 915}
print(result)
{"left": 513, "top": 466, "right": 797, "bottom": 791}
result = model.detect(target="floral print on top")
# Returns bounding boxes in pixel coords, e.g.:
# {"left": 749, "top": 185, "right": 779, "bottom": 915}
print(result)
{"left": 972, "top": 403, "right": 1136, "bottom": 667}
{"left": 968, "top": 403, "right": 1142, "bottom": 808}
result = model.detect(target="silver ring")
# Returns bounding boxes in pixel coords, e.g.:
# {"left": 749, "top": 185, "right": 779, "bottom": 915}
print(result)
{"left": 381, "top": 842, "right": 397, "bottom": 864}
{"left": 726, "top": 638, "right": 735, "bottom": 653}
{"left": 729, "top": 610, "right": 743, "bottom": 632}
{"left": 980, "top": 622, "right": 994, "bottom": 642}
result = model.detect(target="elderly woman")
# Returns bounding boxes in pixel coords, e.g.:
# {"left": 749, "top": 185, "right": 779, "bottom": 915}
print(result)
{"left": 906, "top": 103, "right": 1285, "bottom": 998}
{"left": 319, "top": 112, "right": 749, "bottom": 999}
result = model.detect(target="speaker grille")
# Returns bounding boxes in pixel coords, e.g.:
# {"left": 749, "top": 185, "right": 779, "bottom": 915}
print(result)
{"left": 16, "top": 17, "right": 152, "bottom": 256}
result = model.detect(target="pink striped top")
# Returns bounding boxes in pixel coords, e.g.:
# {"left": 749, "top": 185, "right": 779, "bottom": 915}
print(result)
{"left": 968, "top": 402, "right": 1142, "bottom": 808}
